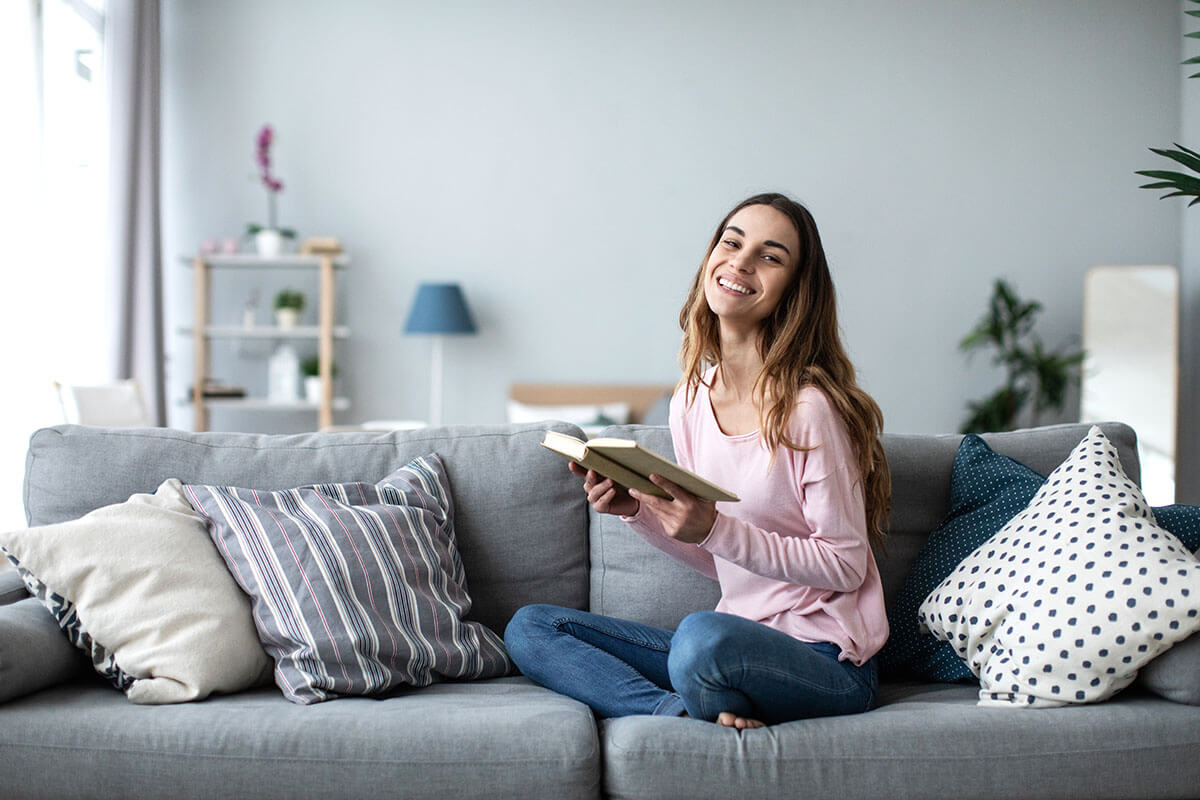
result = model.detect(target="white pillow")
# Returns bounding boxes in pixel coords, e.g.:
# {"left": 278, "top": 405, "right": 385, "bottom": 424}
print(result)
{"left": 919, "top": 426, "right": 1200, "bottom": 708}
{"left": 506, "top": 400, "right": 630, "bottom": 427}
{"left": 0, "top": 480, "right": 272, "bottom": 704}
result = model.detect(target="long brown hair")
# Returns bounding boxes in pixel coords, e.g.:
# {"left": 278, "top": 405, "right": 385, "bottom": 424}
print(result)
{"left": 678, "top": 193, "right": 891, "bottom": 547}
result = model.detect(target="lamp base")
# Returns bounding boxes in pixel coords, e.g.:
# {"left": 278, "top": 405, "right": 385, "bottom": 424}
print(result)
{"left": 428, "top": 335, "right": 443, "bottom": 427}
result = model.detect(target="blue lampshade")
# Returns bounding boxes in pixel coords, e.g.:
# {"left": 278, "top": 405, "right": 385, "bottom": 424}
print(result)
{"left": 403, "top": 283, "right": 477, "bottom": 335}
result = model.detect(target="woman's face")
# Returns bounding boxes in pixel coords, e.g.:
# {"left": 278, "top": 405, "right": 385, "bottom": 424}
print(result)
{"left": 703, "top": 204, "right": 800, "bottom": 331}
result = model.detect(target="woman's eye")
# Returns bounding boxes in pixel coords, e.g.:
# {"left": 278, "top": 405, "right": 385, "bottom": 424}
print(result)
{"left": 763, "top": 254, "right": 779, "bottom": 263}
{"left": 722, "top": 239, "right": 740, "bottom": 249}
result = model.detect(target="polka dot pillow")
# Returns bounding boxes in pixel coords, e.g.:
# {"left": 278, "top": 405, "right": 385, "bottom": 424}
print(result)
{"left": 918, "top": 426, "right": 1200, "bottom": 707}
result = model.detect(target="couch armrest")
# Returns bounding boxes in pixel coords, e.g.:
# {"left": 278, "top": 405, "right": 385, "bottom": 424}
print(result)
{"left": 0, "top": 567, "right": 29, "bottom": 606}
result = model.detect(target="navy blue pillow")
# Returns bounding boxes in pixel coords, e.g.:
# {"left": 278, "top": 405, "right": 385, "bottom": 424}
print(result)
{"left": 1154, "top": 504, "right": 1200, "bottom": 551}
{"left": 881, "top": 435, "right": 1200, "bottom": 682}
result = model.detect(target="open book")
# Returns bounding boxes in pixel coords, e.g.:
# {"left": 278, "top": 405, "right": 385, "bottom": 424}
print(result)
{"left": 541, "top": 430, "right": 739, "bottom": 502}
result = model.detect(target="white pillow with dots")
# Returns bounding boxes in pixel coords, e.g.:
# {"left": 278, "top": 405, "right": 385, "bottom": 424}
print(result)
{"left": 919, "top": 426, "right": 1200, "bottom": 708}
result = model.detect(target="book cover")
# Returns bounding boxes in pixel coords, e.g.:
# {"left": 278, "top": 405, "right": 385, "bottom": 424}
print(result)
{"left": 541, "top": 430, "right": 739, "bottom": 502}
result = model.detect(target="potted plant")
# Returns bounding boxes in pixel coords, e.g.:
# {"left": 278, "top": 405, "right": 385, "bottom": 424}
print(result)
{"left": 273, "top": 288, "right": 305, "bottom": 329}
{"left": 300, "top": 355, "right": 337, "bottom": 403}
{"left": 959, "top": 279, "right": 1085, "bottom": 433}
{"left": 247, "top": 124, "right": 296, "bottom": 256}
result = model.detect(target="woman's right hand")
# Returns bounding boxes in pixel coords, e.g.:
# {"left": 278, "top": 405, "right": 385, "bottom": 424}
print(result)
{"left": 569, "top": 462, "right": 640, "bottom": 517}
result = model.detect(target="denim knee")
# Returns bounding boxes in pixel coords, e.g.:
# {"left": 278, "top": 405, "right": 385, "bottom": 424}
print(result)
{"left": 667, "top": 611, "right": 736, "bottom": 686}
{"left": 504, "top": 603, "right": 558, "bottom": 671}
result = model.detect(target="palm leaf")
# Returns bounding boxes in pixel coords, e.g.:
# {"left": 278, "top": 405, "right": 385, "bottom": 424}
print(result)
{"left": 1148, "top": 145, "right": 1200, "bottom": 173}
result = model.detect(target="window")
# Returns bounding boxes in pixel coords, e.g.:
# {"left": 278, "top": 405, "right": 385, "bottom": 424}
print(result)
{"left": 0, "top": 0, "right": 109, "bottom": 529}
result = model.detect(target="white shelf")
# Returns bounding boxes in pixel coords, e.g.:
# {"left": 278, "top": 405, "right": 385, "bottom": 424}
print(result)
{"left": 181, "top": 254, "right": 350, "bottom": 269}
{"left": 179, "top": 325, "right": 351, "bottom": 339}
{"left": 200, "top": 396, "right": 351, "bottom": 411}
{"left": 187, "top": 247, "right": 348, "bottom": 431}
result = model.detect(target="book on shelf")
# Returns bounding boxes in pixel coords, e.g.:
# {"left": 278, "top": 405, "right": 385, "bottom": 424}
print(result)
{"left": 540, "top": 430, "right": 739, "bottom": 502}
{"left": 190, "top": 380, "right": 247, "bottom": 399}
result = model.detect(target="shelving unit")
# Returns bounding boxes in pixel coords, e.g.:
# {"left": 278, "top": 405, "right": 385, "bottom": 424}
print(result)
{"left": 184, "top": 251, "right": 350, "bottom": 431}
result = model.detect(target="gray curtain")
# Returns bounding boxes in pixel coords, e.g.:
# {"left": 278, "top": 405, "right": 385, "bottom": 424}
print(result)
{"left": 105, "top": 0, "right": 165, "bottom": 425}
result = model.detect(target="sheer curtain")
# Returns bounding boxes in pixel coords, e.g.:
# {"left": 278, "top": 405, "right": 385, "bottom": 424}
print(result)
{"left": 0, "top": 0, "right": 117, "bottom": 530}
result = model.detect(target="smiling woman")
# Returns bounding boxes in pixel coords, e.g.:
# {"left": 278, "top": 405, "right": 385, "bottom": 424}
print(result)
{"left": 505, "top": 192, "right": 891, "bottom": 729}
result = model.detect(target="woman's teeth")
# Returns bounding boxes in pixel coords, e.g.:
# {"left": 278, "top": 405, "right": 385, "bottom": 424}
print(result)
{"left": 718, "top": 278, "right": 752, "bottom": 295}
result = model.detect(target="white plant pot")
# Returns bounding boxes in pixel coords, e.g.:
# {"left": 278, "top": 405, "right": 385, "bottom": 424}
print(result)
{"left": 275, "top": 308, "right": 300, "bottom": 329}
{"left": 255, "top": 229, "right": 285, "bottom": 257}
{"left": 304, "top": 376, "right": 324, "bottom": 403}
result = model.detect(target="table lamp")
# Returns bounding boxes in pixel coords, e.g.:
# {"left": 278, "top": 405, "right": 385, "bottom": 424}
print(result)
{"left": 404, "top": 282, "right": 477, "bottom": 426}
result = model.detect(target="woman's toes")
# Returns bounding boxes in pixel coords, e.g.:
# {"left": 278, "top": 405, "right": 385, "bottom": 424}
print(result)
{"left": 716, "top": 712, "right": 765, "bottom": 729}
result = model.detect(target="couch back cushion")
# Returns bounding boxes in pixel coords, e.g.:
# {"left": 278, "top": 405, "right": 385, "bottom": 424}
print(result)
{"left": 589, "top": 422, "right": 1139, "bottom": 631}
{"left": 23, "top": 423, "right": 589, "bottom": 635}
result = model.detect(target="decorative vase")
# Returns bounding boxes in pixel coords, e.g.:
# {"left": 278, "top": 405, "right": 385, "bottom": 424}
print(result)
{"left": 267, "top": 344, "right": 300, "bottom": 402}
{"left": 255, "top": 229, "right": 285, "bottom": 257}
{"left": 304, "top": 376, "right": 323, "bottom": 403}
{"left": 275, "top": 308, "right": 299, "bottom": 329}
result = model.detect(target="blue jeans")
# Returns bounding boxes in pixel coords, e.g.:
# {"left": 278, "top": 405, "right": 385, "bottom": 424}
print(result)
{"left": 504, "top": 604, "right": 877, "bottom": 724}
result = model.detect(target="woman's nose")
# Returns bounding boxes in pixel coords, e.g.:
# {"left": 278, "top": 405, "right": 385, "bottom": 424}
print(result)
{"left": 730, "top": 251, "right": 753, "bottom": 272}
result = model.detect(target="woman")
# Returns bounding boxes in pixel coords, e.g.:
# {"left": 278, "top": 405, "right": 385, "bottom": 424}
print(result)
{"left": 504, "top": 193, "right": 890, "bottom": 728}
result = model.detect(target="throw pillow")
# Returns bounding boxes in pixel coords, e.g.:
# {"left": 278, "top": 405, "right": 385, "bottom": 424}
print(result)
{"left": 1137, "top": 631, "right": 1200, "bottom": 704}
{"left": 1153, "top": 504, "right": 1200, "bottom": 551}
{"left": 918, "top": 426, "right": 1200, "bottom": 707}
{"left": 184, "top": 454, "right": 513, "bottom": 705}
{"left": 1137, "top": 504, "right": 1200, "bottom": 704}
{"left": 0, "top": 568, "right": 28, "bottom": 605}
{"left": 0, "top": 480, "right": 273, "bottom": 704}
{"left": 880, "top": 434, "right": 1043, "bottom": 682}
{"left": 884, "top": 435, "right": 1200, "bottom": 685}
{"left": 0, "top": 598, "right": 88, "bottom": 703}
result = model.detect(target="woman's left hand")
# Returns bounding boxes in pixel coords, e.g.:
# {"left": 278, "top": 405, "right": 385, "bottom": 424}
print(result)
{"left": 630, "top": 474, "right": 718, "bottom": 544}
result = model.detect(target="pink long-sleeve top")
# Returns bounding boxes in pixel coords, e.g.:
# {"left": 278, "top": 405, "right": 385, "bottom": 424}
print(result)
{"left": 623, "top": 378, "right": 888, "bottom": 665}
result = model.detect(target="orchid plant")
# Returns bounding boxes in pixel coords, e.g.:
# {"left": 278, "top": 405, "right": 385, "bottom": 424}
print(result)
{"left": 247, "top": 124, "right": 296, "bottom": 239}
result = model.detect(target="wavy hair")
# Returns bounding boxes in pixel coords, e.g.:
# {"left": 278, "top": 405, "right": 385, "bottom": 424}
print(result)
{"left": 678, "top": 193, "right": 891, "bottom": 547}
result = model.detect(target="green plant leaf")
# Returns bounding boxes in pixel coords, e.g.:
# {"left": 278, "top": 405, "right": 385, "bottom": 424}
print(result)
{"left": 1148, "top": 145, "right": 1200, "bottom": 173}
{"left": 1184, "top": 55, "right": 1200, "bottom": 65}
{"left": 1136, "top": 170, "right": 1200, "bottom": 193}
{"left": 960, "top": 387, "right": 1026, "bottom": 434}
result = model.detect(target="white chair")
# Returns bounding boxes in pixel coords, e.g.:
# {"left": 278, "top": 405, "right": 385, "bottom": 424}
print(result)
{"left": 54, "top": 380, "right": 151, "bottom": 427}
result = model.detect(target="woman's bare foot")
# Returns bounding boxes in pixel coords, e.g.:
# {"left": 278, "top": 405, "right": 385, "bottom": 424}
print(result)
{"left": 716, "top": 711, "right": 765, "bottom": 730}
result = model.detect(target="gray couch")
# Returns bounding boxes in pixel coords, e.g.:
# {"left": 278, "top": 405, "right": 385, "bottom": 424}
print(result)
{"left": 0, "top": 421, "right": 1197, "bottom": 800}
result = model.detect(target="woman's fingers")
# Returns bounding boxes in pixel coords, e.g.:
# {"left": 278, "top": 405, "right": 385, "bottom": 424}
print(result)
{"left": 631, "top": 474, "right": 717, "bottom": 544}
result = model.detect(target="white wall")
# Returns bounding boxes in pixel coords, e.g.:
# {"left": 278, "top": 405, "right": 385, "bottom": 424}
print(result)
{"left": 161, "top": 0, "right": 1181, "bottom": 435}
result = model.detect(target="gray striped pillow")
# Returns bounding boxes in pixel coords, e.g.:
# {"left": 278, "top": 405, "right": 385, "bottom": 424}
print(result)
{"left": 184, "top": 454, "right": 512, "bottom": 704}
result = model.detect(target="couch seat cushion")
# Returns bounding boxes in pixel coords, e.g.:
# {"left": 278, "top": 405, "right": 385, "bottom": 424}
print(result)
{"left": 0, "top": 677, "right": 599, "bottom": 800}
{"left": 600, "top": 681, "right": 1200, "bottom": 800}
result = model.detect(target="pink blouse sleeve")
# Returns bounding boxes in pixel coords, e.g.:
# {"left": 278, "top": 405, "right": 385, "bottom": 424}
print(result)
{"left": 697, "top": 392, "right": 871, "bottom": 592}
